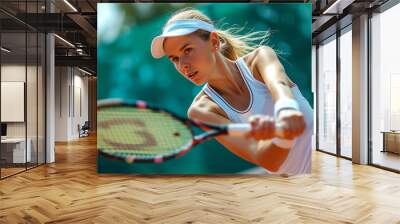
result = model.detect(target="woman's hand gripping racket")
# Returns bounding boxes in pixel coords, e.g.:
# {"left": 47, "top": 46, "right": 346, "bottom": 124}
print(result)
{"left": 98, "top": 98, "right": 285, "bottom": 164}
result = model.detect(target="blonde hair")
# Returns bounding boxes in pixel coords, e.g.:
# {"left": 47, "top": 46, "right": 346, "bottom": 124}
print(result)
{"left": 164, "top": 8, "right": 271, "bottom": 61}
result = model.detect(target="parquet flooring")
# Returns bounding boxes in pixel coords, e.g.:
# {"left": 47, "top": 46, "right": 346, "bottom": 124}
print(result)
{"left": 1, "top": 167, "right": 25, "bottom": 177}
{"left": 0, "top": 135, "right": 399, "bottom": 223}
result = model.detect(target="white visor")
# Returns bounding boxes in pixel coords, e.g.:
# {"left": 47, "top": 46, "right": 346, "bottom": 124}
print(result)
{"left": 151, "top": 19, "right": 215, "bottom": 59}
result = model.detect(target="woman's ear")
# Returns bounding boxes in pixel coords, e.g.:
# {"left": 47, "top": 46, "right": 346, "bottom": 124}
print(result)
{"left": 209, "top": 32, "right": 220, "bottom": 51}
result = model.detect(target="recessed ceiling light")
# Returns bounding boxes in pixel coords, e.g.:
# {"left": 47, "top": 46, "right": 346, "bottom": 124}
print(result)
{"left": 54, "top": 34, "right": 75, "bottom": 48}
{"left": 63, "top": 0, "right": 78, "bottom": 12}
{"left": 78, "top": 67, "right": 93, "bottom": 76}
{"left": 1, "top": 47, "right": 11, "bottom": 53}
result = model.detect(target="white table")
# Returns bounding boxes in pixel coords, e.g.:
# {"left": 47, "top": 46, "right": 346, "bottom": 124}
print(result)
{"left": 1, "top": 138, "right": 31, "bottom": 163}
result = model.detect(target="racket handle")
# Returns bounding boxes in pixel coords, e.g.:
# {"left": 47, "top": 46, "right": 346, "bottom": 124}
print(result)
{"left": 274, "top": 123, "right": 285, "bottom": 138}
{"left": 228, "top": 123, "right": 287, "bottom": 138}
{"left": 227, "top": 123, "right": 252, "bottom": 136}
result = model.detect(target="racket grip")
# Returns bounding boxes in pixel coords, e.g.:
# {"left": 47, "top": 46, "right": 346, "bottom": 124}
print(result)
{"left": 274, "top": 123, "right": 285, "bottom": 138}
{"left": 228, "top": 123, "right": 290, "bottom": 139}
{"left": 227, "top": 123, "right": 252, "bottom": 136}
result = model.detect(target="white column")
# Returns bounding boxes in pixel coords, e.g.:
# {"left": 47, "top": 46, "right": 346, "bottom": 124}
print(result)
{"left": 352, "top": 14, "right": 369, "bottom": 164}
{"left": 46, "top": 1, "right": 55, "bottom": 163}
{"left": 46, "top": 33, "right": 55, "bottom": 163}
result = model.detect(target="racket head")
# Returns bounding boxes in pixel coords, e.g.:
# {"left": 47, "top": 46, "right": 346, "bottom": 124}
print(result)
{"left": 97, "top": 99, "right": 196, "bottom": 163}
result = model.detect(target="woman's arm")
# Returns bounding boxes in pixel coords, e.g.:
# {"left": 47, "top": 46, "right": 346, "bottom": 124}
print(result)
{"left": 188, "top": 95, "right": 290, "bottom": 172}
{"left": 254, "top": 46, "right": 305, "bottom": 139}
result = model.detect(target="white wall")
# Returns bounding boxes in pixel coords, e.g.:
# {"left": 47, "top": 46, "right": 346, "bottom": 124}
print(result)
{"left": 72, "top": 73, "right": 89, "bottom": 137}
{"left": 1, "top": 65, "right": 28, "bottom": 138}
{"left": 1, "top": 82, "right": 25, "bottom": 122}
{"left": 55, "top": 67, "right": 89, "bottom": 141}
{"left": 1, "top": 64, "right": 46, "bottom": 164}
{"left": 1, "top": 65, "right": 26, "bottom": 81}
{"left": 55, "top": 67, "right": 68, "bottom": 141}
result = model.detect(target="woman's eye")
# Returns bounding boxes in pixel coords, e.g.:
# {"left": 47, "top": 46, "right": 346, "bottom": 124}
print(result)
{"left": 184, "top": 48, "right": 192, "bottom": 55}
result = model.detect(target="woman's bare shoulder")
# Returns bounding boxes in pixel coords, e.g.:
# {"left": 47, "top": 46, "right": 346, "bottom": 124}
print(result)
{"left": 239, "top": 47, "right": 273, "bottom": 83}
{"left": 243, "top": 46, "right": 275, "bottom": 65}
{"left": 188, "top": 90, "right": 228, "bottom": 119}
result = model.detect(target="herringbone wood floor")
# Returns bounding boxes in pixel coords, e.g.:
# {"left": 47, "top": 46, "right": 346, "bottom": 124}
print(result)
{"left": 1, "top": 135, "right": 400, "bottom": 224}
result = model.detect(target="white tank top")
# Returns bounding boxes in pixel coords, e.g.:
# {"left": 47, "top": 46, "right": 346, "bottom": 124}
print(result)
{"left": 202, "top": 57, "right": 314, "bottom": 175}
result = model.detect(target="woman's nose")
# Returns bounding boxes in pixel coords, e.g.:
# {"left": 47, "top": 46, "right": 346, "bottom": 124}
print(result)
{"left": 180, "top": 61, "right": 190, "bottom": 75}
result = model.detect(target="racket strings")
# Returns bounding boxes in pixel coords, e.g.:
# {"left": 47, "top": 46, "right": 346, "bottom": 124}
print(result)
{"left": 98, "top": 107, "right": 192, "bottom": 157}
{"left": 99, "top": 120, "right": 188, "bottom": 154}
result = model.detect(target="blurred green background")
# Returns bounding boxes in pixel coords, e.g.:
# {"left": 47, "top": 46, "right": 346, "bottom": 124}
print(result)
{"left": 97, "top": 3, "right": 312, "bottom": 174}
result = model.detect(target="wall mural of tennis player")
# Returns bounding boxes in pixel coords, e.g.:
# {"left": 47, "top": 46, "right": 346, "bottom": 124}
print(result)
{"left": 97, "top": 3, "right": 313, "bottom": 175}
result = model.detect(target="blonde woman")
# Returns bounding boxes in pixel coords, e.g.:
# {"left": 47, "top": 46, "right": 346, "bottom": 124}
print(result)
{"left": 151, "top": 8, "right": 313, "bottom": 175}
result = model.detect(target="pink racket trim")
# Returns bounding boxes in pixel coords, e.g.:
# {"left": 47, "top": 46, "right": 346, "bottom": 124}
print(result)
{"left": 126, "top": 156, "right": 135, "bottom": 163}
{"left": 154, "top": 157, "right": 163, "bottom": 163}
{"left": 176, "top": 147, "right": 191, "bottom": 158}
{"left": 136, "top": 100, "right": 147, "bottom": 109}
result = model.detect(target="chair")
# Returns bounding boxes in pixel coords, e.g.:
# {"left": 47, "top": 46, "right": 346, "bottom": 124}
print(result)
{"left": 79, "top": 121, "right": 90, "bottom": 138}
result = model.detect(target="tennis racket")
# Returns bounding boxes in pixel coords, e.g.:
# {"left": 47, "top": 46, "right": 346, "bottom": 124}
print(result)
{"left": 97, "top": 98, "right": 284, "bottom": 164}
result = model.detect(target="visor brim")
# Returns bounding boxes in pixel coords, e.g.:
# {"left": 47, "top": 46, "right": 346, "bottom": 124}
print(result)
{"left": 150, "top": 27, "right": 199, "bottom": 58}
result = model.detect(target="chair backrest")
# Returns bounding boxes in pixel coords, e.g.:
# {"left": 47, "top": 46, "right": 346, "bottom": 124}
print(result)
{"left": 82, "top": 121, "right": 90, "bottom": 129}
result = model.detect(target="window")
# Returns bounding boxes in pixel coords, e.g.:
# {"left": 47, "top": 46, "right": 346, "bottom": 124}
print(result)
{"left": 371, "top": 3, "right": 400, "bottom": 171}
{"left": 317, "top": 36, "right": 337, "bottom": 154}
{"left": 339, "top": 28, "right": 352, "bottom": 158}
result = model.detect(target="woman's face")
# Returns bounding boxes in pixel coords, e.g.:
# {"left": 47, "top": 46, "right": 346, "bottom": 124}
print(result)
{"left": 163, "top": 32, "right": 217, "bottom": 86}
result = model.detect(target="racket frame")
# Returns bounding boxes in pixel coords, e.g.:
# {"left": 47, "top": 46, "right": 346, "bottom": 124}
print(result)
{"left": 97, "top": 98, "right": 230, "bottom": 163}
